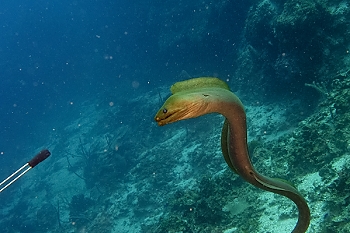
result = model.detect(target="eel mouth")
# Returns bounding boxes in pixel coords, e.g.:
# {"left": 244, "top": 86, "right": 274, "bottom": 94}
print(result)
{"left": 155, "top": 119, "right": 166, "bottom": 126}
{"left": 155, "top": 113, "right": 173, "bottom": 126}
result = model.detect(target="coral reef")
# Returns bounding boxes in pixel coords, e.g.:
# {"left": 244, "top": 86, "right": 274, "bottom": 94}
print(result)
{"left": 142, "top": 170, "right": 262, "bottom": 232}
{"left": 36, "top": 203, "right": 59, "bottom": 230}
{"left": 234, "top": 0, "right": 350, "bottom": 100}
{"left": 68, "top": 194, "right": 115, "bottom": 233}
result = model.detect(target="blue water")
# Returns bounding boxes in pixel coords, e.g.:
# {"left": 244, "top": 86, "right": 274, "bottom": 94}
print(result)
{"left": 0, "top": 0, "right": 249, "bottom": 172}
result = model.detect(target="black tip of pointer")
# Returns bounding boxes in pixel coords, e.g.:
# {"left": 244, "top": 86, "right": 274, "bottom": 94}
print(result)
{"left": 28, "top": 149, "right": 51, "bottom": 168}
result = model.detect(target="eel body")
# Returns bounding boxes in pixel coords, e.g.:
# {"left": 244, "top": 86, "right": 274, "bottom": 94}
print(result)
{"left": 154, "top": 77, "right": 310, "bottom": 233}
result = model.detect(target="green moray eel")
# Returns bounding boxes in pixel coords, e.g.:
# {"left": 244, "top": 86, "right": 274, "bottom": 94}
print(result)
{"left": 154, "top": 77, "right": 310, "bottom": 233}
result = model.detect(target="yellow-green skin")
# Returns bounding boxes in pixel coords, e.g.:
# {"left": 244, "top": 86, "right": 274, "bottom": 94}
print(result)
{"left": 154, "top": 77, "right": 310, "bottom": 233}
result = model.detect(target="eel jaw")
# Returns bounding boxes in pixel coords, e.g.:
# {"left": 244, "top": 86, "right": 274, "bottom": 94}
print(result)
{"left": 154, "top": 107, "right": 190, "bottom": 126}
{"left": 154, "top": 93, "right": 205, "bottom": 126}
{"left": 155, "top": 84, "right": 229, "bottom": 127}
{"left": 154, "top": 114, "right": 172, "bottom": 126}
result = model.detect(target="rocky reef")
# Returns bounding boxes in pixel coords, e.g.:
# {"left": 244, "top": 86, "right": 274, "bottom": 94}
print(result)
{"left": 234, "top": 0, "right": 350, "bottom": 100}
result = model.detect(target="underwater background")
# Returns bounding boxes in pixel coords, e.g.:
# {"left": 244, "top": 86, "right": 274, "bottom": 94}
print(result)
{"left": 0, "top": 0, "right": 350, "bottom": 232}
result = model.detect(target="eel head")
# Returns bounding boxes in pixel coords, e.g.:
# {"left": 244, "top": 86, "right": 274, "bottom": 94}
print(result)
{"left": 155, "top": 77, "right": 230, "bottom": 126}
{"left": 155, "top": 91, "right": 209, "bottom": 126}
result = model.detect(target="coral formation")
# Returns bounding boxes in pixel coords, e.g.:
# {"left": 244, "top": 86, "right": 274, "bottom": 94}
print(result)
{"left": 142, "top": 171, "right": 258, "bottom": 233}
{"left": 234, "top": 0, "right": 349, "bottom": 100}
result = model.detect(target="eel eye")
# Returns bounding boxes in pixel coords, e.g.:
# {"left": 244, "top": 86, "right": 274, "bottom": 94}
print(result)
{"left": 162, "top": 108, "right": 168, "bottom": 114}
